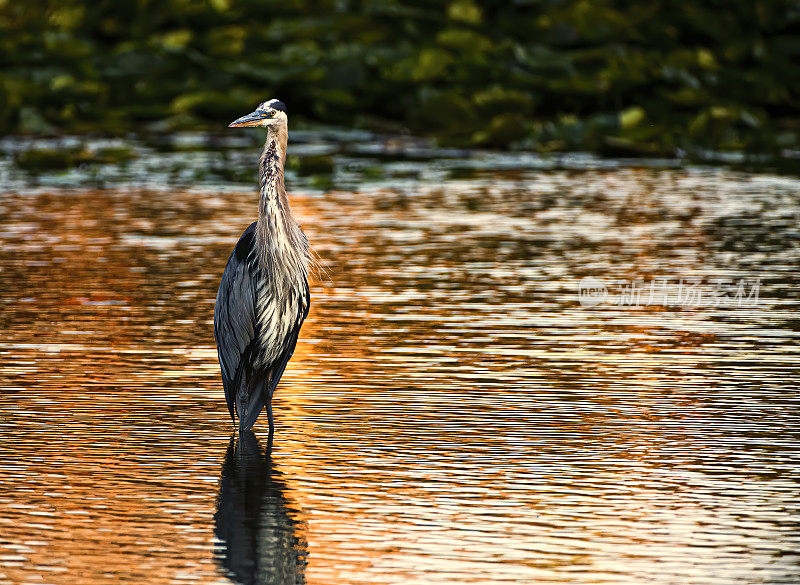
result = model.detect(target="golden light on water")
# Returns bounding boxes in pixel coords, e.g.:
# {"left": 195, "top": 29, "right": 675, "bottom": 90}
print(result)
{"left": 1, "top": 167, "right": 799, "bottom": 583}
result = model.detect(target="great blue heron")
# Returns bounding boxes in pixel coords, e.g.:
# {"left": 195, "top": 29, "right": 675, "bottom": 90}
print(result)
{"left": 214, "top": 99, "right": 310, "bottom": 435}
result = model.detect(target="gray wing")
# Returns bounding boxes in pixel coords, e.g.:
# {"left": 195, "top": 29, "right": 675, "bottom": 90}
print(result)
{"left": 214, "top": 223, "right": 258, "bottom": 423}
{"left": 214, "top": 222, "right": 310, "bottom": 430}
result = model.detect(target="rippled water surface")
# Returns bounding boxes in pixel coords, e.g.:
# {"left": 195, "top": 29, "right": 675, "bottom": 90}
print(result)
{"left": 1, "top": 139, "right": 799, "bottom": 584}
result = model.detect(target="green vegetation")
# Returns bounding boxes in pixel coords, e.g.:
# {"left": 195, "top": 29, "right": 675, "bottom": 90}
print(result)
{"left": 14, "top": 144, "right": 135, "bottom": 170}
{"left": 1, "top": 1, "right": 798, "bottom": 156}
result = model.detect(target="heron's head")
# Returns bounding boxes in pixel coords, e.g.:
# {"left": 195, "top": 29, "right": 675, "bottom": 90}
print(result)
{"left": 228, "top": 99, "right": 287, "bottom": 129}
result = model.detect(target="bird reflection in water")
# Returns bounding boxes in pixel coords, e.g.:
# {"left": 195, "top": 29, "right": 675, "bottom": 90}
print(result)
{"left": 214, "top": 432, "right": 307, "bottom": 584}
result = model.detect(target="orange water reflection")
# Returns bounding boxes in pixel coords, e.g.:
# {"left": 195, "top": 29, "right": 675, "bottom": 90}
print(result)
{"left": 1, "top": 169, "right": 799, "bottom": 584}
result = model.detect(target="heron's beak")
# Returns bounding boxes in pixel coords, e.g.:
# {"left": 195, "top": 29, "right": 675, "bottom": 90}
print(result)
{"left": 228, "top": 110, "right": 268, "bottom": 128}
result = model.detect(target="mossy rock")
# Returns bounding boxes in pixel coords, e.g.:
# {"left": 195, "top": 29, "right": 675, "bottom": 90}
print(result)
{"left": 473, "top": 113, "right": 527, "bottom": 147}
{"left": 361, "top": 165, "right": 385, "bottom": 180}
{"left": 15, "top": 148, "right": 76, "bottom": 171}
{"left": 297, "top": 154, "right": 334, "bottom": 176}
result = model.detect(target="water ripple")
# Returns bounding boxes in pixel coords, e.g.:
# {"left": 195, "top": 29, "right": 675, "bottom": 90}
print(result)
{"left": 0, "top": 166, "right": 798, "bottom": 584}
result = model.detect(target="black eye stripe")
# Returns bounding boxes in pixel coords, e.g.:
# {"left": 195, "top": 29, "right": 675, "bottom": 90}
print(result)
{"left": 257, "top": 99, "right": 286, "bottom": 114}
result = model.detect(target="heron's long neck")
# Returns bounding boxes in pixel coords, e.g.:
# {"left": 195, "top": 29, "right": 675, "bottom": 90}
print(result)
{"left": 257, "top": 131, "right": 287, "bottom": 214}
{"left": 255, "top": 129, "right": 307, "bottom": 275}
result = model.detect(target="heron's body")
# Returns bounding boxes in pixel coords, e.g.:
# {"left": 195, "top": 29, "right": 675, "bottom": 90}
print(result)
{"left": 214, "top": 99, "right": 310, "bottom": 433}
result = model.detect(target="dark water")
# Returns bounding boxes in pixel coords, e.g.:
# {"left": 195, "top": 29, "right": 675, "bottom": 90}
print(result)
{"left": 1, "top": 139, "right": 799, "bottom": 584}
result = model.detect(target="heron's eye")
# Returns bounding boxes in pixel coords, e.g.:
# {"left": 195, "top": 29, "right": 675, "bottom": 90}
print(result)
{"left": 268, "top": 110, "right": 276, "bottom": 118}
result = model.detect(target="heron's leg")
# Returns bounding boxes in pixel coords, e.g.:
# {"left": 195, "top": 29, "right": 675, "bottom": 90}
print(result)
{"left": 267, "top": 400, "right": 274, "bottom": 439}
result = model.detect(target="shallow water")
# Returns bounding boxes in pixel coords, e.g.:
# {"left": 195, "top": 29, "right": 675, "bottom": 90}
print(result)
{"left": 1, "top": 141, "right": 799, "bottom": 584}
